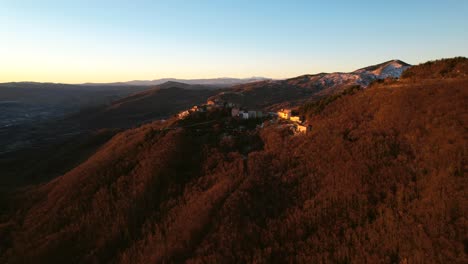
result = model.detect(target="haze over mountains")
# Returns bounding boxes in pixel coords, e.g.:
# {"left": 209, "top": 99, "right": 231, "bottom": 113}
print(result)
{"left": 0, "top": 83, "right": 150, "bottom": 128}
{"left": 0, "top": 57, "right": 466, "bottom": 263}
{"left": 82, "top": 77, "right": 270, "bottom": 87}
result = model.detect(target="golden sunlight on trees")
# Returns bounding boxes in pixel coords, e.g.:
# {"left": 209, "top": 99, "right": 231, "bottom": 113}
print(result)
{"left": 1, "top": 59, "right": 467, "bottom": 263}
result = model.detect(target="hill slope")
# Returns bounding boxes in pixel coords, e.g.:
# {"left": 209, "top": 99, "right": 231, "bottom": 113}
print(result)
{"left": 0, "top": 82, "right": 218, "bottom": 192}
{"left": 74, "top": 82, "right": 219, "bottom": 129}
{"left": 211, "top": 59, "right": 411, "bottom": 110}
{"left": 1, "top": 59, "right": 466, "bottom": 263}
{"left": 401, "top": 57, "right": 468, "bottom": 79}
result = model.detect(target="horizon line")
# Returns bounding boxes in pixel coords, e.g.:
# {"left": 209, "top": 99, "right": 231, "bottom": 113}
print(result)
{"left": 0, "top": 58, "right": 414, "bottom": 85}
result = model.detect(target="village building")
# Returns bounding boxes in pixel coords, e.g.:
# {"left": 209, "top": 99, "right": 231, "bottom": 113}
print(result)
{"left": 296, "top": 124, "right": 307, "bottom": 133}
{"left": 278, "top": 109, "right": 291, "bottom": 119}
{"left": 215, "top": 100, "right": 225, "bottom": 107}
{"left": 231, "top": 107, "right": 265, "bottom": 120}
{"left": 248, "top": 110, "right": 257, "bottom": 119}
{"left": 206, "top": 98, "right": 224, "bottom": 108}
{"left": 289, "top": 116, "right": 301, "bottom": 123}
{"left": 177, "top": 110, "right": 190, "bottom": 119}
{"left": 240, "top": 111, "right": 249, "bottom": 119}
{"left": 231, "top": 107, "right": 240, "bottom": 117}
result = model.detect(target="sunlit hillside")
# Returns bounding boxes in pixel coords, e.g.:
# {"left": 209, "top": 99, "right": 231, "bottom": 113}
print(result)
{"left": 1, "top": 58, "right": 466, "bottom": 263}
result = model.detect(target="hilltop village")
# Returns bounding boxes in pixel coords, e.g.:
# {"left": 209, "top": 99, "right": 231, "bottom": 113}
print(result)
{"left": 176, "top": 98, "right": 312, "bottom": 134}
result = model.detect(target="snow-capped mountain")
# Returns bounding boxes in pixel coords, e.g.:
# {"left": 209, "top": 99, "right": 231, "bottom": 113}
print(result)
{"left": 290, "top": 60, "right": 411, "bottom": 90}
{"left": 210, "top": 60, "right": 411, "bottom": 109}
{"left": 354, "top": 60, "right": 411, "bottom": 84}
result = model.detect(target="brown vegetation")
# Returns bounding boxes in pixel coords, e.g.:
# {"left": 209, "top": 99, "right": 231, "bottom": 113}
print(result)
{"left": 0, "top": 59, "right": 467, "bottom": 263}
{"left": 0, "top": 129, "right": 118, "bottom": 192}
{"left": 401, "top": 57, "right": 467, "bottom": 79}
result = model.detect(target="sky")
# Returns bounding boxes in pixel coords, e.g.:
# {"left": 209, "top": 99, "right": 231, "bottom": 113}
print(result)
{"left": 0, "top": 0, "right": 467, "bottom": 83}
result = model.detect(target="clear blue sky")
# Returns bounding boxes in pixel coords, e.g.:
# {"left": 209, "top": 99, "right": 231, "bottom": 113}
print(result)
{"left": 1, "top": 0, "right": 467, "bottom": 83}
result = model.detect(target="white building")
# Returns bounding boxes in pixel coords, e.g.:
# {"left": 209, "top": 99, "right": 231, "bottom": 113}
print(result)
{"left": 290, "top": 116, "right": 301, "bottom": 123}
{"left": 248, "top": 110, "right": 257, "bottom": 119}
{"left": 296, "top": 124, "right": 307, "bottom": 133}
{"left": 240, "top": 111, "right": 249, "bottom": 119}
{"left": 231, "top": 108, "right": 240, "bottom": 117}
{"left": 278, "top": 109, "right": 291, "bottom": 119}
{"left": 177, "top": 110, "right": 190, "bottom": 119}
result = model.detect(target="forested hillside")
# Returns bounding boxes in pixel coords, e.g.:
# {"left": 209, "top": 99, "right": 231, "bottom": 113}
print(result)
{"left": 0, "top": 58, "right": 466, "bottom": 263}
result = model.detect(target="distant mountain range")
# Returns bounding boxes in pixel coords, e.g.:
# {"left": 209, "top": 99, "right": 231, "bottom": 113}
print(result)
{"left": 82, "top": 77, "right": 270, "bottom": 87}
{"left": 1, "top": 60, "right": 408, "bottom": 91}
{"left": 77, "top": 60, "right": 410, "bottom": 88}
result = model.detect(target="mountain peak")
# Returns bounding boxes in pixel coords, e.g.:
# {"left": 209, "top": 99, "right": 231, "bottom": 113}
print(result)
{"left": 158, "top": 81, "right": 191, "bottom": 88}
{"left": 390, "top": 59, "right": 411, "bottom": 66}
{"left": 351, "top": 59, "right": 411, "bottom": 81}
{"left": 354, "top": 59, "right": 410, "bottom": 73}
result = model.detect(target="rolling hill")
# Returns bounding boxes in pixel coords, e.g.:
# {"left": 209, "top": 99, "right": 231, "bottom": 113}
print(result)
{"left": 211, "top": 60, "right": 411, "bottom": 110}
{"left": 75, "top": 82, "right": 220, "bottom": 129}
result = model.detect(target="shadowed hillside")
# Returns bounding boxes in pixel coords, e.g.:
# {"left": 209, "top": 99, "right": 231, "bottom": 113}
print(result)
{"left": 0, "top": 129, "right": 118, "bottom": 192}
{"left": 0, "top": 82, "right": 218, "bottom": 192}
{"left": 0, "top": 58, "right": 466, "bottom": 263}
{"left": 75, "top": 82, "right": 219, "bottom": 129}
{"left": 0, "top": 82, "right": 152, "bottom": 130}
